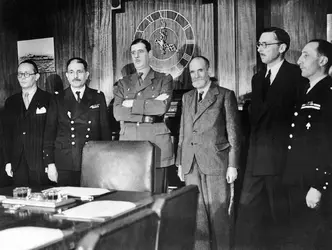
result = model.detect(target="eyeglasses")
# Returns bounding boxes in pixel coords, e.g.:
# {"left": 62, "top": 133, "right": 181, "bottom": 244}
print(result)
{"left": 256, "top": 42, "right": 281, "bottom": 49}
{"left": 17, "top": 72, "right": 37, "bottom": 78}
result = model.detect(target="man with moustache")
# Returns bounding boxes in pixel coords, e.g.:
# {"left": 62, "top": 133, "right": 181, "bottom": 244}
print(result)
{"left": 43, "top": 57, "right": 111, "bottom": 186}
{"left": 176, "top": 56, "right": 240, "bottom": 249}
{"left": 4, "top": 60, "right": 52, "bottom": 186}
{"left": 234, "top": 27, "right": 306, "bottom": 249}
{"left": 282, "top": 39, "right": 332, "bottom": 249}
{"left": 113, "top": 38, "right": 174, "bottom": 193}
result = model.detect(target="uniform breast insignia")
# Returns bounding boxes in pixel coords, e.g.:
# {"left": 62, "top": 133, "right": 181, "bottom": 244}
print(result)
{"left": 306, "top": 122, "right": 311, "bottom": 130}
{"left": 36, "top": 107, "right": 47, "bottom": 114}
{"left": 67, "top": 111, "right": 71, "bottom": 118}
{"left": 301, "top": 101, "right": 321, "bottom": 110}
{"left": 89, "top": 104, "right": 100, "bottom": 109}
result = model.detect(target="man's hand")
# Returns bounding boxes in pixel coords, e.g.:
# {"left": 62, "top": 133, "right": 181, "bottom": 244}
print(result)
{"left": 47, "top": 163, "right": 58, "bottom": 183}
{"left": 306, "top": 187, "right": 322, "bottom": 209}
{"left": 154, "top": 93, "right": 169, "bottom": 101}
{"left": 5, "top": 163, "right": 13, "bottom": 177}
{"left": 122, "top": 100, "right": 134, "bottom": 108}
{"left": 177, "top": 165, "right": 184, "bottom": 182}
{"left": 226, "top": 167, "right": 238, "bottom": 184}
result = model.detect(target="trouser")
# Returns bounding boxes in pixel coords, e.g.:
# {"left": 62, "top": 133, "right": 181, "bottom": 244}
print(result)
{"left": 185, "top": 157, "right": 231, "bottom": 250}
{"left": 154, "top": 167, "right": 168, "bottom": 193}
{"left": 13, "top": 154, "right": 52, "bottom": 187}
{"left": 234, "top": 170, "right": 289, "bottom": 249}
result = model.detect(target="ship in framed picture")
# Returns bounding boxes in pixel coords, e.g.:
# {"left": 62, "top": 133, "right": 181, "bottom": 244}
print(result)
{"left": 17, "top": 37, "right": 55, "bottom": 73}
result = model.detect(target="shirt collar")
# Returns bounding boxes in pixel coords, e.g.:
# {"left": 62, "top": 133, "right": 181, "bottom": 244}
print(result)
{"left": 22, "top": 85, "right": 37, "bottom": 98}
{"left": 71, "top": 85, "right": 86, "bottom": 98}
{"left": 197, "top": 80, "right": 211, "bottom": 100}
{"left": 307, "top": 75, "right": 328, "bottom": 93}
{"left": 137, "top": 67, "right": 151, "bottom": 80}
{"left": 266, "top": 59, "right": 284, "bottom": 83}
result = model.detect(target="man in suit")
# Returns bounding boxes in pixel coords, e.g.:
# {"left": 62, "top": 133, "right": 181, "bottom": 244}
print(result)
{"left": 282, "top": 39, "right": 332, "bottom": 249}
{"left": 113, "top": 38, "right": 174, "bottom": 193}
{"left": 0, "top": 117, "right": 11, "bottom": 187}
{"left": 43, "top": 57, "right": 111, "bottom": 186}
{"left": 176, "top": 56, "right": 240, "bottom": 250}
{"left": 4, "top": 60, "right": 52, "bottom": 186}
{"left": 234, "top": 27, "right": 306, "bottom": 248}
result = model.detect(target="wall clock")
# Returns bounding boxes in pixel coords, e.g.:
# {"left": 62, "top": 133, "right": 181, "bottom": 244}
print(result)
{"left": 134, "top": 10, "right": 195, "bottom": 79}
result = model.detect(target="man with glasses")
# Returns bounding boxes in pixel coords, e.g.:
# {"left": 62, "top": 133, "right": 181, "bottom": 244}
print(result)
{"left": 43, "top": 57, "right": 111, "bottom": 186}
{"left": 3, "top": 60, "right": 52, "bottom": 186}
{"left": 113, "top": 38, "right": 174, "bottom": 193}
{"left": 234, "top": 27, "right": 306, "bottom": 249}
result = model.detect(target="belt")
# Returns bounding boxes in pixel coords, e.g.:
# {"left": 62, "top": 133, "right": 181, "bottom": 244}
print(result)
{"left": 125, "top": 115, "right": 164, "bottom": 124}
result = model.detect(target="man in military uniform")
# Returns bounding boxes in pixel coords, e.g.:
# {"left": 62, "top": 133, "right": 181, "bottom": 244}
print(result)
{"left": 43, "top": 57, "right": 111, "bottom": 186}
{"left": 113, "top": 38, "right": 174, "bottom": 193}
{"left": 4, "top": 60, "right": 52, "bottom": 186}
{"left": 282, "top": 39, "right": 332, "bottom": 249}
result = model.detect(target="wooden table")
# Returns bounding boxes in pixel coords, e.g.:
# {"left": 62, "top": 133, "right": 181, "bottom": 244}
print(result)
{"left": 0, "top": 186, "right": 155, "bottom": 249}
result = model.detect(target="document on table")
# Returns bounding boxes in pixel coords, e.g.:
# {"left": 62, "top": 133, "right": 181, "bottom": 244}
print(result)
{"left": 42, "top": 186, "right": 113, "bottom": 199}
{"left": 54, "top": 200, "right": 136, "bottom": 221}
{"left": 0, "top": 226, "right": 64, "bottom": 250}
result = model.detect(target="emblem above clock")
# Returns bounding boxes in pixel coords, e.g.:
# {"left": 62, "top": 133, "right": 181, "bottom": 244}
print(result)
{"left": 134, "top": 10, "right": 195, "bottom": 79}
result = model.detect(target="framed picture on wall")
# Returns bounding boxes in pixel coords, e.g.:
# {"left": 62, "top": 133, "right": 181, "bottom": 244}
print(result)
{"left": 17, "top": 37, "right": 55, "bottom": 73}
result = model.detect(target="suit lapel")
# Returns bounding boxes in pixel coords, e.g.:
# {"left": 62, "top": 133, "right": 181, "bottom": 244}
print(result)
{"left": 193, "top": 83, "right": 218, "bottom": 123}
{"left": 72, "top": 87, "right": 93, "bottom": 119}
{"left": 64, "top": 88, "right": 77, "bottom": 119}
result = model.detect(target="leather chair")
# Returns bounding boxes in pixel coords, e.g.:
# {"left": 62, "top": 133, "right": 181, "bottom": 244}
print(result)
{"left": 80, "top": 141, "right": 155, "bottom": 192}
{"left": 154, "top": 185, "right": 199, "bottom": 250}
{"left": 75, "top": 208, "right": 159, "bottom": 250}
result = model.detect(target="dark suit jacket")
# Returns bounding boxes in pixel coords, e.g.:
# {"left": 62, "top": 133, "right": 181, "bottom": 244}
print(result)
{"left": 283, "top": 76, "right": 332, "bottom": 191}
{"left": 247, "top": 60, "right": 306, "bottom": 176}
{"left": 43, "top": 87, "right": 111, "bottom": 171}
{"left": 0, "top": 117, "right": 11, "bottom": 187}
{"left": 176, "top": 81, "right": 241, "bottom": 175}
{"left": 3, "top": 88, "right": 51, "bottom": 175}
{"left": 113, "top": 69, "right": 174, "bottom": 167}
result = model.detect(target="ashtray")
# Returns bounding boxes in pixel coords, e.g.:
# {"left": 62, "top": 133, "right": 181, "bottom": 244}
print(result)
{"left": 42, "top": 189, "right": 67, "bottom": 202}
{"left": 28, "top": 192, "right": 46, "bottom": 201}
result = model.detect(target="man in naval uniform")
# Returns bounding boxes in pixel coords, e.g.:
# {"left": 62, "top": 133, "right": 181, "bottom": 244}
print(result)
{"left": 43, "top": 57, "right": 111, "bottom": 186}
{"left": 113, "top": 38, "right": 174, "bottom": 193}
{"left": 282, "top": 39, "right": 332, "bottom": 249}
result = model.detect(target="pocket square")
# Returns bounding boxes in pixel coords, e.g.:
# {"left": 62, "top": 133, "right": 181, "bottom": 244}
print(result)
{"left": 90, "top": 104, "right": 100, "bottom": 109}
{"left": 36, "top": 107, "right": 47, "bottom": 114}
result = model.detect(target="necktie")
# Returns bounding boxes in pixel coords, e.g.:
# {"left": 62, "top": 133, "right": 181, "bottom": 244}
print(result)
{"left": 23, "top": 92, "right": 29, "bottom": 109}
{"left": 76, "top": 91, "right": 81, "bottom": 103}
{"left": 262, "top": 69, "right": 271, "bottom": 101}
{"left": 198, "top": 91, "right": 204, "bottom": 102}
{"left": 138, "top": 72, "right": 143, "bottom": 86}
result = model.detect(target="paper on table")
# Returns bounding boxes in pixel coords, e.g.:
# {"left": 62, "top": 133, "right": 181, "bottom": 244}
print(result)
{"left": 0, "top": 226, "right": 64, "bottom": 250}
{"left": 42, "top": 186, "right": 111, "bottom": 197}
{"left": 59, "top": 200, "right": 136, "bottom": 220}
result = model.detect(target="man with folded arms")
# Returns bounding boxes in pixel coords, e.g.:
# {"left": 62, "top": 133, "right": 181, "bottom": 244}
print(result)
{"left": 43, "top": 57, "right": 111, "bottom": 186}
{"left": 4, "top": 60, "right": 51, "bottom": 186}
{"left": 113, "top": 38, "right": 174, "bottom": 193}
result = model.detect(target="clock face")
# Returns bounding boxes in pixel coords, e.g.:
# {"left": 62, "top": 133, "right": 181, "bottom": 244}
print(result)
{"left": 134, "top": 10, "right": 195, "bottom": 79}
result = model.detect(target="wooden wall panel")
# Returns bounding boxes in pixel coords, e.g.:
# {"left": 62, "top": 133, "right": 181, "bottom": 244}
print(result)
{"left": 270, "top": 0, "right": 329, "bottom": 64}
{"left": 114, "top": 0, "right": 215, "bottom": 90}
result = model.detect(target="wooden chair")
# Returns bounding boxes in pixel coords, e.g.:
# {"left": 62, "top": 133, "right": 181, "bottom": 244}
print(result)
{"left": 153, "top": 185, "right": 199, "bottom": 250}
{"left": 80, "top": 141, "right": 155, "bottom": 192}
{"left": 75, "top": 208, "right": 159, "bottom": 250}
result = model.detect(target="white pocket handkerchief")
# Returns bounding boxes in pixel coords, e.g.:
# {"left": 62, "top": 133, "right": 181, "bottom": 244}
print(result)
{"left": 36, "top": 107, "right": 47, "bottom": 114}
{"left": 90, "top": 104, "right": 100, "bottom": 109}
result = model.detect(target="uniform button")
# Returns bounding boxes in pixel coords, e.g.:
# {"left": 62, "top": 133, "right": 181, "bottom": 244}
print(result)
{"left": 316, "top": 168, "right": 319, "bottom": 171}
{"left": 289, "top": 134, "right": 293, "bottom": 138}
{"left": 87, "top": 128, "right": 91, "bottom": 131}
{"left": 152, "top": 95, "right": 155, "bottom": 98}
{"left": 138, "top": 93, "right": 141, "bottom": 96}
{"left": 291, "top": 123, "right": 295, "bottom": 127}
{"left": 88, "top": 121, "right": 92, "bottom": 124}
{"left": 127, "top": 88, "right": 130, "bottom": 91}
{"left": 326, "top": 182, "right": 329, "bottom": 185}
{"left": 152, "top": 86, "right": 154, "bottom": 90}
{"left": 71, "top": 142, "right": 75, "bottom": 145}
{"left": 294, "top": 112, "right": 298, "bottom": 116}
{"left": 71, "top": 121, "right": 74, "bottom": 124}
{"left": 288, "top": 145, "right": 292, "bottom": 150}
{"left": 71, "top": 127, "right": 75, "bottom": 131}
{"left": 22, "top": 132, "right": 26, "bottom": 135}
{"left": 86, "top": 135, "right": 89, "bottom": 138}
{"left": 323, "top": 186, "right": 327, "bottom": 190}
{"left": 308, "top": 115, "right": 311, "bottom": 118}
{"left": 71, "top": 134, "right": 75, "bottom": 138}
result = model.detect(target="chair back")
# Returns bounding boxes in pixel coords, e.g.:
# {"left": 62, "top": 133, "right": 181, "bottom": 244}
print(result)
{"left": 76, "top": 208, "right": 159, "bottom": 250}
{"left": 153, "top": 185, "right": 199, "bottom": 250}
{"left": 81, "top": 141, "right": 155, "bottom": 192}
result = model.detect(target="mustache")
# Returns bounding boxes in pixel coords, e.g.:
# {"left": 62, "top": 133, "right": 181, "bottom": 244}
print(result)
{"left": 73, "top": 78, "right": 81, "bottom": 82}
